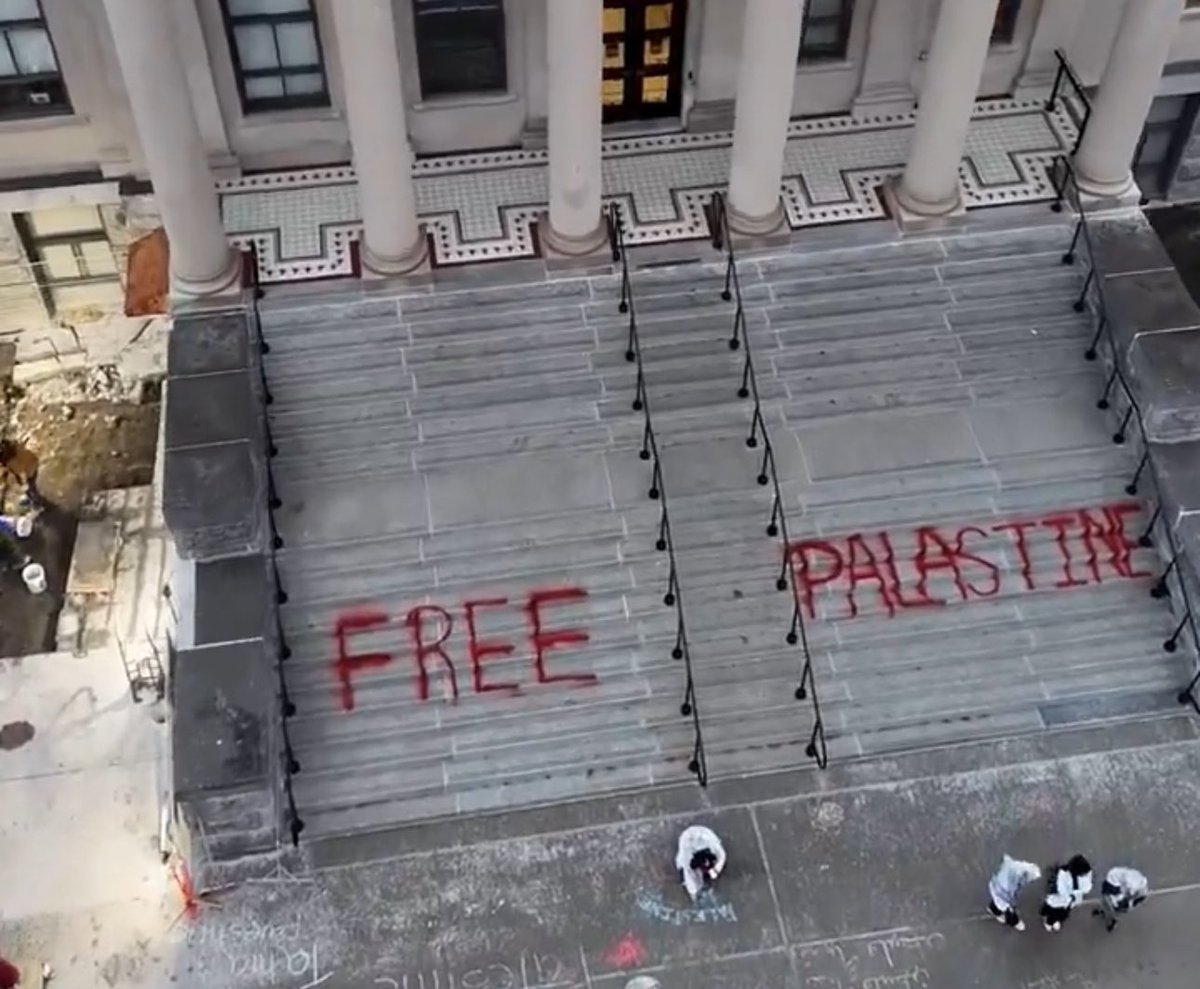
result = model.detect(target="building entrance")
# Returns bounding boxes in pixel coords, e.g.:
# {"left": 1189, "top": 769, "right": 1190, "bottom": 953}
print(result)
{"left": 601, "top": 1, "right": 687, "bottom": 123}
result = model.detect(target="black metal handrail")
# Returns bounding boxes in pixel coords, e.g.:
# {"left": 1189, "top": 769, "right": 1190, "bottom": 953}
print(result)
{"left": 1046, "top": 47, "right": 1092, "bottom": 162}
{"left": 246, "top": 244, "right": 306, "bottom": 845}
{"left": 707, "top": 192, "right": 828, "bottom": 769}
{"left": 1052, "top": 158, "right": 1200, "bottom": 714}
{"left": 605, "top": 205, "right": 708, "bottom": 787}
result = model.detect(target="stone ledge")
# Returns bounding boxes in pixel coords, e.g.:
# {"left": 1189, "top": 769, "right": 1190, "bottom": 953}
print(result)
{"left": 162, "top": 439, "right": 265, "bottom": 561}
{"left": 194, "top": 554, "right": 270, "bottom": 646}
{"left": 1095, "top": 212, "right": 1200, "bottom": 681}
{"left": 163, "top": 308, "right": 268, "bottom": 562}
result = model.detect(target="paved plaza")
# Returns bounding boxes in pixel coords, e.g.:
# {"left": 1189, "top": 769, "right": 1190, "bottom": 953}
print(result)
{"left": 6, "top": 716, "right": 1196, "bottom": 988}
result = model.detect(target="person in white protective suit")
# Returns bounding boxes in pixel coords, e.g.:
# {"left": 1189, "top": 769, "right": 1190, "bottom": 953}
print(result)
{"left": 1041, "top": 854, "right": 1094, "bottom": 931}
{"left": 986, "top": 854, "right": 1042, "bottom": 931}
{"left": 675, "top": 825, "right": 726, "bottom": 902}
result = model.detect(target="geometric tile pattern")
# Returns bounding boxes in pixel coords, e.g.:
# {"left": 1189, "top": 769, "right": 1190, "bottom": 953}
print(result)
{"left": 220, "top": 96, "right": 1082, "bottom": 283}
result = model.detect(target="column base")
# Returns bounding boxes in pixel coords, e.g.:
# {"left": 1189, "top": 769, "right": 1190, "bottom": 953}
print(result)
{"left": 170, "top": 247, "right": 243, "bottom": 305}
{"left": 726, "top": 197, "right": 789, "bottom": 239}
{"left": 361, "top": 232, "right": 430, "bottom": 280}
{"left": 851, "top": 85, "right": 917, "bottom": 118}
{"left": 884, "top": 178, "right": 967, "bottom": 233}
{"left": 1072, "top": 170, "right": 1144, "bottom": 211}
{"left": 537, "top": 212, "right": 610, "bottom": 263}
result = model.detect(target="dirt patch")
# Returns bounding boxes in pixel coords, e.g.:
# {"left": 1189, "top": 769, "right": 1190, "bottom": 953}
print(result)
{"left": 0, "top": 367, "right": 160, "bottom": 657}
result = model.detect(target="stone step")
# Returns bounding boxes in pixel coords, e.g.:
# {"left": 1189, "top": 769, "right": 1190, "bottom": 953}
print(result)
{"left": 412, "top": 350, "right": 595, "bottom": 392}
{"left": 257, "top": 296, "right": 399, "bottom": 329}
{"left": 246, "top": 216, "right": 1191, "bottom": 845}
{"left": 261, "top": 317, "right": 406, "bottom": 356}
{"left": 399, "top": 276, "right": 592, "bottom": 319}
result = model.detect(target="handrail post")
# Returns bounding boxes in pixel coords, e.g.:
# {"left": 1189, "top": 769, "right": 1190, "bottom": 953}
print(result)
{"left": 1045, "top": 58, "right": 1066, "bottom": 112}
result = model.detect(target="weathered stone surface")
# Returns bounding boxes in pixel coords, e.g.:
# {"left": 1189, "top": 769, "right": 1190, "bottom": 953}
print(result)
{"left": 1149, "top": 439, "right": 1200, "bottom": 531}
{"left": 1088, "top": 212, "right": 1174, "bottom": 276}
{"left": 1103, "top": 268, "right": 1199, "bottom": 364}
{"left": 163, "top": 440, "right": 265, "bottom": 560}
{"left": 172, "top": 640, "right": 273, "bottom": 794}
{"left": 1130, "top": 327, "right": 1200, "bottom": 442}
{"left": 169, "top": 310, "right": 250, "bottom": 376}
{"left": 194, "top": 553, "right": 269, "bottom": 646}
{"left": 164, "top": 369, "right": 255, "bottom": 449}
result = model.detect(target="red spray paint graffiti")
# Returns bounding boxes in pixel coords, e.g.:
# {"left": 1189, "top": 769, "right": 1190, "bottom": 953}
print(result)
{"left": 789, "top": 501, "right": 1150, "bottom": 622}
{"left": 332, "top": 585, "right": 594, "bottom": 712}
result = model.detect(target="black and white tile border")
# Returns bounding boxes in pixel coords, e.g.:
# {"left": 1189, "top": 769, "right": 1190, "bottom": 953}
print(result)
{"left": 222, "top": 97, "right": 1082, "bottom": 284}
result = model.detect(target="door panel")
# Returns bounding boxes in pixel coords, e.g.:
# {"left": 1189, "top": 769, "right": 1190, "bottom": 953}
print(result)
{"left": 602, "top": 0, "right": 687, "bottom": 123}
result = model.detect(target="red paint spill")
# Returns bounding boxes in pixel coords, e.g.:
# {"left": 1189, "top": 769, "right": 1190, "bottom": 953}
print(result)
{"left": 603, "top": 933, "right": 647, "bottom": 969}
{"left": 789, "top": 501, "right": 1147, "bottom": 622}
{"left": 330, "top": 586, "right": 594, "bottom": 710}
{"left": 171, "top": 861, "right": 200, "bottom": 919}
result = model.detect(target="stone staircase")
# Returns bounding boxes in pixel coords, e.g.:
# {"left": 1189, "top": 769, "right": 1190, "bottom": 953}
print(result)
{"left": 256, "top": 213, "right": 1188, "bottom": 840}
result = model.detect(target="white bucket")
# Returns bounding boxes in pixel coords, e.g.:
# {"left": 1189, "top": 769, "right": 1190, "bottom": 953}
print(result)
{"left": 21, "top": 561, "right": 46, "bottom": 594}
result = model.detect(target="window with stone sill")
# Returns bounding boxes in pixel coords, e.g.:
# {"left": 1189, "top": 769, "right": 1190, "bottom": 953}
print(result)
{"left": 0, "top": 0, "right": 70, "bottom": 120}
{"left": 799, "top": 0, "right": 855, "bottom": 63}
{"left": 221, "top": 0, "right": 329, "bottom": 113}
{"left": 14, "top": 206, "right": 121, "bottom": 319}
{"left": 991, "top": 0, "right": 1022, "bottom": 45}
{"left": 413, "top": 0, "right": 507, "bottom": 99}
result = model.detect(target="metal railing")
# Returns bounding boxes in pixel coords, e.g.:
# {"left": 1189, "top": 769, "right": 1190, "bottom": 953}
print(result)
{"left": 708, "top": 192, "right": 828, "bottom": 769}
{"left": 1052, "top": 158, "right": 1200, "bottom": 715}
{"left": 1045, "top": 47, "right": 1092, "bottom": 160}
{"left": 246, "top": 244, "right": 306, "bottom": 844}
{"left": 605, "top": 205, "right": 708, "bottom": 787}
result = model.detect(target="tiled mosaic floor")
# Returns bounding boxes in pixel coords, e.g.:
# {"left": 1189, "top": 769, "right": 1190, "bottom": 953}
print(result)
{"left": 220, "top": 96, "right": 1081, "bottom": 283}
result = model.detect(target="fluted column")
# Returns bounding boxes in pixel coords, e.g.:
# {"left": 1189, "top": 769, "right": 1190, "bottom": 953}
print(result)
{"left": 1074, "top": 0, "right": 1185, "bottom": 201}
{"left": 542, "top": 0, "right": 606, "bottom": 255}
{"left": 101, "top": 0, "right": 239, "bottom": 299}
{"left": 892, "top": 0, "right": 1001, "bottom": 218}
{"left": 328, "top": 0, "right": 426, "bottom": 275}
{"left": 726, "top": 0, "right": 806, "bottom": 235}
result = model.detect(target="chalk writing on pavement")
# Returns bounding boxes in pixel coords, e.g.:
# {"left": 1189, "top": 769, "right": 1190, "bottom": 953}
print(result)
{"left": 1020, "top": 977, "right": 1099, "bottom": 989}
{"left": 373, "top": 951, "right": 583, "bottom": 989}
{"left": 796, "top": 930, "right": 945, "bottom": 989}
{"left": 635, "top": 889, "right": 738, "bottom": 926}
{"left": 177, "top": 916, "right": 332, "bottom": 987}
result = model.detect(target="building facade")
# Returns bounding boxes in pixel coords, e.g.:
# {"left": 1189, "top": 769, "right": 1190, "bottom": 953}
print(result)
{"left": 2, "top": 0, "right": 1200, "bottom": 323}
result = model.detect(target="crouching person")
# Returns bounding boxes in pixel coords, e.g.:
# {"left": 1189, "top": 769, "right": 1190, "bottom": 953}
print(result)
{"left": 675, "top": 825, "right": 726, "bottom": 903}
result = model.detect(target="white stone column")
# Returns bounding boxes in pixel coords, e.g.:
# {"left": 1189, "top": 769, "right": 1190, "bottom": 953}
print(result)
{"left": 892, "top": 0, "right": 1001, "bottom": 219}
{"left": 100, "top": 0, "right": 239, "bottom": 299}
{"left": 328, "top": 0, "right": 425, "bottom": 275}
{"left": 726, "top": 0, "right": 806, "bottom": 235}
{"left": 1073, "top": 0, "right": 1185, "bottom": 201}
{"left": 543, "top": 0, "right": 606, "bottom": 255}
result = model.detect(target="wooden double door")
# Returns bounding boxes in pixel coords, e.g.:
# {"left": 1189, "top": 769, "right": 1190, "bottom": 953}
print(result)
{"left": 602, "top": 0, "right": 687, "bottom": 123}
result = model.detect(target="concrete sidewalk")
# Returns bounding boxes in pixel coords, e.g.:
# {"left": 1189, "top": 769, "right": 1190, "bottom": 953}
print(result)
{"left": 0, "top": 649, "right": 173, "bottom": 987}
{"left": 147, "top": 716, "right": 1200, "bottom": 989}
